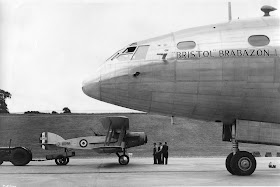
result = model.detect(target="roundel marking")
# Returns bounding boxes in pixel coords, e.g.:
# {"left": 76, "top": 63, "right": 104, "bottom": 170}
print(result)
{"left": 79, "top": 139, "right": 88, "bottom": 148}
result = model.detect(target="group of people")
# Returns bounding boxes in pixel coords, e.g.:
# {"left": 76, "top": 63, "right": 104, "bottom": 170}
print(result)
{"left": 153, "top": 142, "right": 168, "bottom": 165}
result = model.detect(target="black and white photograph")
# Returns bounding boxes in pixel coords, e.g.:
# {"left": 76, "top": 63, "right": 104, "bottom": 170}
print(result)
{"left": 0, "top": 0, "right": 280, "bottom": 186}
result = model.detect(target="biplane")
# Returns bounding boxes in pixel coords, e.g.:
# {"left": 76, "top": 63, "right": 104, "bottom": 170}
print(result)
{"left": 39, "top": 116, "right": 147, "bottom": 165}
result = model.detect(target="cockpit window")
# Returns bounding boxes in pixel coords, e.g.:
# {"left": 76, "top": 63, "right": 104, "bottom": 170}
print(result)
{"left": 123, "top": 46, "right": 136, "bottom": 53}
{"left": 107, "top": 49, "right": 122, "bottom": 61}
{"left": 110, "top": 53, "right": 120, "bottom": 60}
{"left": 117, "top": 53, "right": 133, "bottom": 61}
{"left": 132, "top": 45, "right": 150, "bottom": 60}
{"left": 107, "top": 45, "right": 148, "bottom": 62}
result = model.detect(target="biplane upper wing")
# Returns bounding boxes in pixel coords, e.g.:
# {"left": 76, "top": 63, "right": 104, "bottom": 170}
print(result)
{"left": 101, "top": 116, "right": 129, "bottom": 130}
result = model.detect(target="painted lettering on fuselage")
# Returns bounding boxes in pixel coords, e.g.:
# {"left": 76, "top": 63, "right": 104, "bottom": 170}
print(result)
{"left": 177, "top": 49, "right": 271, "bottom": 59}
{"left": 61, "top": 141, "right": 71, "bottom": 146}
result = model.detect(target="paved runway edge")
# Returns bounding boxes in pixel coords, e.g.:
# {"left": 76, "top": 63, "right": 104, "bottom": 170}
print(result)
{"left": 0, "top": 157, "right": 279, "bottom": 186}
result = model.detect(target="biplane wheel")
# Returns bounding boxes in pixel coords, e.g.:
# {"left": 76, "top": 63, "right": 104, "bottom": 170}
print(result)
{"left": 61, "top": 157, "right": 69, "bottom": 165}
{"left": 55, "top": 158, "right": 60, "bottom": 165}
{"left": 55, "top": 157, "right": 69, "bottom": 165}
{"left": 119, "top": 155, "right": 129, "bottom": 165}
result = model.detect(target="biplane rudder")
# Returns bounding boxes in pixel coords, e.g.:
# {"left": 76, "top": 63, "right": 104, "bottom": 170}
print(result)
{"left": 39, "top": 132, "right": 65, "bottom": 150}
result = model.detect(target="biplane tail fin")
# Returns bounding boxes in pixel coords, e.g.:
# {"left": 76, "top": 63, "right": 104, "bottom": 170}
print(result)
{"left": 39, "top": 132, "right": 65, "bottom": 150}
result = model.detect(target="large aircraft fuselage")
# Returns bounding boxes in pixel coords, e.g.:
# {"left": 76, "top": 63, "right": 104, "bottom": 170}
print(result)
{"left": 83, "top": 16, "right": 280, "bottom": 124}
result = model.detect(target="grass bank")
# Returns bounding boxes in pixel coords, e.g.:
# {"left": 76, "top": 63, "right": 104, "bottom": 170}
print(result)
{"left": 0, "top": 113, "right": 279, "bottom": 158}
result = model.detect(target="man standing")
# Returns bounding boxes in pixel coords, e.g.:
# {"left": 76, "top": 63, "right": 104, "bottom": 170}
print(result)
{"left": 153, "top": 143, "right": 157, "bottom": 164}
{"left": 162, "top": 142, "right": 168, "bottom": 165}
{"left": 158, "top": 142, "right": 163, "bottom": 164}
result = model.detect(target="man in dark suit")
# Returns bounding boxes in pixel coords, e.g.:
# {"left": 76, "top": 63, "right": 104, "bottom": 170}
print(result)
{"left": 158, "top": 142, "right": 163, "bottom": 164}
{"left": 153, "top": 143, "right": 157, "bottom": 164}
{"left": 162, "top": 142, "right": 168, "bottom": 165}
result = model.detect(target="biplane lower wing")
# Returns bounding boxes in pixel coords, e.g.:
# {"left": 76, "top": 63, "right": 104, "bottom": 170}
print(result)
{"left": 92, "top": 146, "right": 123, "bottom": 153}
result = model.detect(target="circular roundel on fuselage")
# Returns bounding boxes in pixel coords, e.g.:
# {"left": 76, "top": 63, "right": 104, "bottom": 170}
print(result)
{"left": 79, "top": 139, "right": 88, "bottom": 148}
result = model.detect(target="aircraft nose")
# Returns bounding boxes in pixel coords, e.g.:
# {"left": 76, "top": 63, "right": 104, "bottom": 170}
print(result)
{"left": 82, "top": 73, "right": 101, "bottom": 100}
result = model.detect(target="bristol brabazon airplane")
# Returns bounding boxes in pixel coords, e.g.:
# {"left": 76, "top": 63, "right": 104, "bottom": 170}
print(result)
{"left": 39, "top": 116, "right": 147, "bottom": 165}
{"left": 82, "top": 5, "right": 280, "bottom": 176}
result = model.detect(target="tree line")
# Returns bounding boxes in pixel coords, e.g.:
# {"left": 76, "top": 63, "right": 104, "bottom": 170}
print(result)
{"left": 0, "top": 89, "right": 71, "bottom": 114}
{"left": 24, "top": 107, "right": 71, "bottom": 114}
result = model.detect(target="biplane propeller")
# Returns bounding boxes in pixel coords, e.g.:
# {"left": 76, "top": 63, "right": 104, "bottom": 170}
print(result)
{"left": 39, "top": 116, "right": 147, "bottom": 165}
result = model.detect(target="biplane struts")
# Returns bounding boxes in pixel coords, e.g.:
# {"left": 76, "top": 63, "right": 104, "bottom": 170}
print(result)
{"left": 39, "top": 116, "right": 147, "bottom": 165}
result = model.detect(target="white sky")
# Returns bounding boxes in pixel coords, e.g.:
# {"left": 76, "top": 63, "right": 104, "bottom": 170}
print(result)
{"left": 0, "top": 0, "right": 279, "bottom": 113}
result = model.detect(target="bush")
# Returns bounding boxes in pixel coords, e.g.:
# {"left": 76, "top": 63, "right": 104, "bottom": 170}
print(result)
{"left": 62, "top": 107, "right": 71, "bottom": 114}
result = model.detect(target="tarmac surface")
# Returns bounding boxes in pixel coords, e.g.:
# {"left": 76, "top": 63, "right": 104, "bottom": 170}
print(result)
{"left": 0, "top": 157, "right": 279, "bottom": 187}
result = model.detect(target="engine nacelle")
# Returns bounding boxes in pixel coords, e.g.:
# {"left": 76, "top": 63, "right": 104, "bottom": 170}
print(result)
{"left": 124, "top": 132, "right": 147, "bottom": 148}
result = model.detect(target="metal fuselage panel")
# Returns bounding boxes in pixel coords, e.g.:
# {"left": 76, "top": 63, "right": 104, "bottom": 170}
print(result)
{"left": 92, "top": 17, "right": 280, "bottom": 124}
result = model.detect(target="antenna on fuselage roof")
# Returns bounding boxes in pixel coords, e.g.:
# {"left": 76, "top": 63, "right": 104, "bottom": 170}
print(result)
{"left": 261, "top": 5, "right": 277, "bottom": 16}
{"left": 228, "top": 2, "right": 232, "bottom": 21}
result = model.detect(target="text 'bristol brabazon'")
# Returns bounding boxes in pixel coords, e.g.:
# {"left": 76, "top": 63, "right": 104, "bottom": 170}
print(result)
{"left": 177, "top": 49, "right": 273, "bottom": 59}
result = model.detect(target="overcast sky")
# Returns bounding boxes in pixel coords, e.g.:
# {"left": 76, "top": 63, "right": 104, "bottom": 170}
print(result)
{"left": 0, "top": 0, "right": 279, "bottom": 113}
